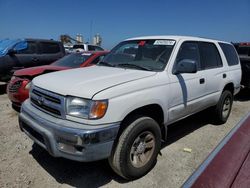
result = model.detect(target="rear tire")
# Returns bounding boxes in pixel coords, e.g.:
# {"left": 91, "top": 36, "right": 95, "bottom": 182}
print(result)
{"left": 214, "top": 90, "right": 233, "bottom": 124}
{"left": 109, "top": 116, "right": 161, "bottom": 180}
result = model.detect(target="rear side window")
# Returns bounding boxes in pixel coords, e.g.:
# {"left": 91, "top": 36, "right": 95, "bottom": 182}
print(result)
{"left": 16, "top": 41, "right": 36, "bottom": 54}
{"left": 219, "top": 43, "right": 239, "bottom": 66}
{"left": 40, "top": 42, "right": 60, "bottom": 54}
{"left": 199, "top": 42, "right": 222, "bottom": 69}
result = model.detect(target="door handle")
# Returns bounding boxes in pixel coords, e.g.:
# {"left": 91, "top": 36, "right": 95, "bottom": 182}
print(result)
{"left": 223, "top": 74, "right": 227, "bottom": 78}
{"left": 200, "top": 78, "right": 205, "bottom": 84}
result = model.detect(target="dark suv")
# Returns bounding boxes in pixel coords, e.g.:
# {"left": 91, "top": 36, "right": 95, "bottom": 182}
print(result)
{"left": 233, "top": 42, "right": 250, "bottom": 88}
{"left": 0, "top": 39, "right": 65, "bottom": 82}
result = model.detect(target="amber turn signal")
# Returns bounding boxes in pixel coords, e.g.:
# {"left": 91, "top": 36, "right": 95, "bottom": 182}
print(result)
{"left": 90, "top": 100, "right": 108, "bottom": 119}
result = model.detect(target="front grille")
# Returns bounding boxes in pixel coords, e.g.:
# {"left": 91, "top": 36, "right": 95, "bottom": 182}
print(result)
{"left": 31, "top": 98, "right": 61, "bottom": 115}
{"left": 8, "top": 80, "right": 22, "bottom": 92}
{"left": 30, "top": 86, "right": 65, "bottom": 118}
{"left": 33, "top": 89, "right": 61, "bottom": 104}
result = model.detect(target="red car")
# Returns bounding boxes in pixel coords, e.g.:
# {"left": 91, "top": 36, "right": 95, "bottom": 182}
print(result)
{"left": 183, "top": 112, "right": 250, "bottom": 188}
{"left": 7, "top": 51, "right": 109, "bottom": 111}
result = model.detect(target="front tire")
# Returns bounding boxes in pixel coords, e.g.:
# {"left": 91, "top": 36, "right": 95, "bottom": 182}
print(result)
{"left": 214, "top": 90, "right": 233, "bottom": 124}
{"left": 109, "top": 116, "right": 161, "bottom": 180}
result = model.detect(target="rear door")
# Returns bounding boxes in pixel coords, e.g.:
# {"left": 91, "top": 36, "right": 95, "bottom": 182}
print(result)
{"left": 168, "top": 41, "right": 207, "bottom": 122}
{"left": 38, "top": 42, "right": 64, "bottom": 65}
{"left": 199, "top": 42, "right": 224, "bottom": 105}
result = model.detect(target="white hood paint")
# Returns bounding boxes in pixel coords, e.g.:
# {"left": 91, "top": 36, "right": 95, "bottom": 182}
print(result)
{"left": 33, "top": 66, "right": 156, "bottom": 99}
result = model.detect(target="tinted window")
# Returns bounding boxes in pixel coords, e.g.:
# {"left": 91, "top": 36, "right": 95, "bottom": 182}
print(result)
{"left": 40, "top": 42, "right": 60, "bottom": 54}
{"left": 16, "top": 41, "right": 36, "bottom": 54}
{"left": 52, "top": 53, "right": 92, "bottom": 68}
{"left": 199, "top": 42, "right": 222, "bottom": 69}
{"left": 176, "top": 42, "right": 200, "bottom": 68}
{"left": 219, "top": 43, "right": 239, "bottom": 66}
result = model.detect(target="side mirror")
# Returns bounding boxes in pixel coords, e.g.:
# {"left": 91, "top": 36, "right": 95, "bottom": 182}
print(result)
{"left": 174, "top": 59, "right": 197, "bottom": 74}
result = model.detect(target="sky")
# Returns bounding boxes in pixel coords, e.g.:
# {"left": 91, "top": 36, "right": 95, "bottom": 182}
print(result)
{"left": 0, "top": 0, "right": 249, "bottom": 49}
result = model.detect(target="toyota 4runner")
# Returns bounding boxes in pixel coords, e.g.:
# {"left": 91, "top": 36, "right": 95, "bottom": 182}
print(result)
{"left": 19, "top": 36, "right": 241, "bottom": 180}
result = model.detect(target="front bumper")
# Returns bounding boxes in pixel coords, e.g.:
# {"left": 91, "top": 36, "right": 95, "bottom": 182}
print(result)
{"left": 19, "top": 100, "right": 120, "bottom": 162}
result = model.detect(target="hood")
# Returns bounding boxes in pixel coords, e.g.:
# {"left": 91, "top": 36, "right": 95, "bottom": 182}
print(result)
{"left": 14, "top": 65, "right": 69, "bottom": 77}
{"left": 33, "top": 66, "right": 156, "bottom": 99}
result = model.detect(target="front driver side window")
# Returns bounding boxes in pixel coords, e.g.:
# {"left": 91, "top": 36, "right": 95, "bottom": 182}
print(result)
{"left": 176, "top": 42, "right": 200, "bottom": 69}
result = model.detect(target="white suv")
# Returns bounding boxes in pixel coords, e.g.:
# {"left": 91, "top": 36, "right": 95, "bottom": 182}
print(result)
{"left": 19, "top": 36, "right": 241, "bottom": 180}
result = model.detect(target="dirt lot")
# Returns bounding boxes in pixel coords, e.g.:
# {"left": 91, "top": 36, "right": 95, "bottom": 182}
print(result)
{"left": 0, "top": 89, "right": 249, "bottom": 188}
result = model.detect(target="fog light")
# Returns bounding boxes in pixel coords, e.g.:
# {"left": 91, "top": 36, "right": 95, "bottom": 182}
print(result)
{"left": 58, "top": 142, "right": 77, "bottom": 154}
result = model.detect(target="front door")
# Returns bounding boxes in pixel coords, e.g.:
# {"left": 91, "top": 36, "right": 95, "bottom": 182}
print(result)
{"left": 168, "top": 41, "right": 207, "bottom": 122}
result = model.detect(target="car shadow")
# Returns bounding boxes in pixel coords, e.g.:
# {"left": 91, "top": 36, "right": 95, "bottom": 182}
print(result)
{"left": 162, "top": 110, "right": 213, "bottom": 147}
{"left": 29, "top": 144, "right": 128, "bottom": 187}
{"left": 0, "top": 83, "right": 7, "bottom": 95}
{"left": 29, "top": 110, "right": 214, "bottom": 187}
{"left": 234, "top": 88, "right": 250, "bottom": 101}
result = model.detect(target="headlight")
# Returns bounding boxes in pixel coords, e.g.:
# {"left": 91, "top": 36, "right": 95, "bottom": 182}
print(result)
{"left": 24, "top": 81, "right": 31, "bottom": 90}
{"left": 11, "top": 76, "right": 16, "bottom": 81}
{"left": 66, "top": 96, "right": 108, "bottom": 119}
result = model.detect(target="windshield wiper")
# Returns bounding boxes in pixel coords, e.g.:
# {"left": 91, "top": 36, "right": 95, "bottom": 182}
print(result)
{"left": 97, "top": 61, "right": 115, "bottom": 67}
{"left": 116, "top": 63, "right": 152, "bottom": 71}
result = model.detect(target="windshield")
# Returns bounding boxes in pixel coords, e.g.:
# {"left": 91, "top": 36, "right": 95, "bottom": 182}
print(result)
{"left": 52, "top": 53, "right": 93, "bottom": 68}
{"left": 99, "top": 39, "right": 175, "bottom": 71}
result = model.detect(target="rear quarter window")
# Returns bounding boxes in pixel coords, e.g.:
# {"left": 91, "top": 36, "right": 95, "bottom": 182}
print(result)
{"left": 40, "top": 42, "right": 60, "bottom": 54}
{"left": 219, "top": 43, "right": 239, "bottom": 66}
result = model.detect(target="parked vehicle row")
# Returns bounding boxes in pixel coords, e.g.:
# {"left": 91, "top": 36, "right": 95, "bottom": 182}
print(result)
{"left": 0, "top": 39, "right": 65, "bottom": 82}
{"left": 7, "top": 51, "right": 108, "bottom": 111}
{"left": 17, "top": 36, "right": 241, "bottom": 180}
{"left": 0, "top": 38, "right": 105, "bottom": 82}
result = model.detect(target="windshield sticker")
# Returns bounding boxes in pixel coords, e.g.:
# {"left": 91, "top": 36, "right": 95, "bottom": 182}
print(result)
{"left": 82, "top": 53, "right": 91, "bottom": 56}
{"left": 154, "top": 40, "right": 175, "bottom": 46}
{"left": 138, "top": 41, "right": 146, "bottom": 46}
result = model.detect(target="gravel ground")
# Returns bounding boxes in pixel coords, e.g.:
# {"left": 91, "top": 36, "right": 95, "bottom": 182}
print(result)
{"left": 0, "top": 89, "right": 249, "bottom": 188}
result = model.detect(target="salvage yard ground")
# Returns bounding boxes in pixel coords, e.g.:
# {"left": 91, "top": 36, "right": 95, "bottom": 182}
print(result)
{"left": 0, "top": 89, "right": 249, "bottom": 188}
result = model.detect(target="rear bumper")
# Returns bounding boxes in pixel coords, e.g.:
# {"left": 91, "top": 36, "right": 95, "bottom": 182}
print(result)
{"left": 19, "top": 100, "right": 120, "bottom": 162}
